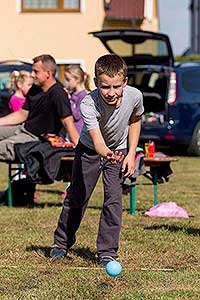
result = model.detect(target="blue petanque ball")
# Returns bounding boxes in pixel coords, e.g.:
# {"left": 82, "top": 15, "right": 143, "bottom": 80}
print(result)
{"left": 106, "top": 261, "right": 122, "bottom": 277}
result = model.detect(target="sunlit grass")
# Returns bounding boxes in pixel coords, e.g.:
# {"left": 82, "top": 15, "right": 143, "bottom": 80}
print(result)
{"left": 0, "top": 157, "right": 199, "bottom": 300}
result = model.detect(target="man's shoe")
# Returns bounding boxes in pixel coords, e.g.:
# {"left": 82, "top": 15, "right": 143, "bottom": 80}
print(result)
{"left": 98, "top": 256, "right": 118, "bottom": 267}
{"left": 50, "top": 246, "right": 67, "bottom": 259}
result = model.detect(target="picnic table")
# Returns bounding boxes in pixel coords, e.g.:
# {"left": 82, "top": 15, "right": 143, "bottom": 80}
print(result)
{"left": 1, "top": 154, "right": 178, "bottom": 213}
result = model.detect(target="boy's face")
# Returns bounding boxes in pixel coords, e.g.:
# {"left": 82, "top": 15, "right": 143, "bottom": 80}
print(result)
{"left": 94, "top": 73, "right": 127, "bottom": 107}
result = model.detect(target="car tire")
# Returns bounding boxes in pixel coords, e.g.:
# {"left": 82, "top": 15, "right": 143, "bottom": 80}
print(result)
{"left": 187, "top": 121, "right": 200, "bottom": 156}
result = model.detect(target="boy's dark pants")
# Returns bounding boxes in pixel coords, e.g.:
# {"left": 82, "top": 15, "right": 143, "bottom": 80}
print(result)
{"left": 53, "top": 142, "right": 126, "bottom": 258}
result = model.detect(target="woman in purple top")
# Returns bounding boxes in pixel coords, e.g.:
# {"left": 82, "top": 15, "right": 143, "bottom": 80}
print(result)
{"left": 64, "top": 65, "right": 91, "bottom": 133}
{"left": 61, "top": 65, "right": 91, "bottom": 199}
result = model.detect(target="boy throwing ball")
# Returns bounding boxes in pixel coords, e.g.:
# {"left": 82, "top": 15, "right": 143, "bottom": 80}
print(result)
{"left": 50, "top": 54, "right": 144, "bottom": 266}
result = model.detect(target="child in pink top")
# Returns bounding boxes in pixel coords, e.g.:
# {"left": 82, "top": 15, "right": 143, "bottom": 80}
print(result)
{"left": 9, "top": 70, "right": 33, "bottom": 183}
{"left": 9, "top": 70, "right": 33, "bottom": 111}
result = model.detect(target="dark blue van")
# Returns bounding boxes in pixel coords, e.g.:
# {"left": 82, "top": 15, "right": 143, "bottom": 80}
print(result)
{"left": 91, "top": 29, "right": 200, "bottom": 155}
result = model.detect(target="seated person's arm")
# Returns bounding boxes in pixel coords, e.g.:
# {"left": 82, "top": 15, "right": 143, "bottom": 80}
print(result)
{"left": 61, "top": 115, "right": 80, "bottom": 146}
{"left": 0, "top": 109, "right": 29, "bottom": 126}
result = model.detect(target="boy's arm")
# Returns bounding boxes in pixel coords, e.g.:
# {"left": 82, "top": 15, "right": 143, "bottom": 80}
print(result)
{"left": 0, "top": 109, "right": 29, "bottom": 126}
{"left": 88, "top": 128, "right": 111, "bottom": 157}
{"left": 121, "top": 114, "right": 142, "bottom": 176}
{"left": 128, "top": 115, "right": 142, "bottom": 157}
{"left": 88, "top": 128, "right": 124, "bottom": 163}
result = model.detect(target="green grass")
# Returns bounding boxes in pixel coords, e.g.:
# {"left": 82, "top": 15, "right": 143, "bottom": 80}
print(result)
{"left": 0, "top": 157, "right": 200, "bottom": 300}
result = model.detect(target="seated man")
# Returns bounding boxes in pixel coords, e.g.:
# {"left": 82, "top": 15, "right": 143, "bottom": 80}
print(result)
{"left": 0, "top": 54, "right": 79, "bottom": 161}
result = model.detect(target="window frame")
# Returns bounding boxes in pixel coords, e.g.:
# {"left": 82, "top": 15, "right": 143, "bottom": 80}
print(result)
{"left": 55, "top": 58, "right": 85, "bottom": 85}
{"left": 21, "top": 0, "right": 81, "bottom": 13}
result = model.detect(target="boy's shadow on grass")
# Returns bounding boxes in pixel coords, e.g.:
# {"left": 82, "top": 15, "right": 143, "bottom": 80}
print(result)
{"left": 144, "top": 225, "right": 200, "bottom": 236}
{"left": 26, "top": 245, "right": 50, "bottom": 257}
{"left": 26, "top": 245, "right": 96, "bottom": 262}
{"left": 70, "top": 247, "right": 96, "bottom": 263}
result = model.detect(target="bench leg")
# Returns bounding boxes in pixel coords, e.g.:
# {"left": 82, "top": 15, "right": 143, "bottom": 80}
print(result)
{"left": 130, "top": 185, "right": 136, "bottom": 215}
{"left": 8, "top": 163, "right": 12, "bottom": 207}
{"left": 151, "top": 168, "right": 158, "bottom": 205}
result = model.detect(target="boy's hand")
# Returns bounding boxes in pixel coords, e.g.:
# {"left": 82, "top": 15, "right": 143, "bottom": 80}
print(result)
{"left": 121, "top": 155, "right": 135, "bottom": 177}
{"left": 106, "top": 150, "right": 124, "bottom": 164}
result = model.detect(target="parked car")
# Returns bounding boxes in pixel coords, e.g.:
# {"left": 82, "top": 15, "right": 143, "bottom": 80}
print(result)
{"left": 91, "top": 29, "right": 200, "bottom": 156}
{"left": 0, "top": 60, "right": 32, "bottom": 116}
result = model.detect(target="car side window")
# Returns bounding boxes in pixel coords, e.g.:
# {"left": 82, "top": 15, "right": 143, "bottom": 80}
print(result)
{"left": 182, "top": 69, "right": 200, "bottom": 93}
{"left": 0, "top": 77, "right": 10, "bottom": 90}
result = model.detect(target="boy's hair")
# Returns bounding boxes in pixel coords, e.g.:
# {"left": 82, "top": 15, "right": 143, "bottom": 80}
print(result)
{"left": 32, "top": 54, "right": 57, "bottom": 76}
{"left": 65, "top": 64, "right": 91, "bottom": 91}
{"left": 95, "top": 54, "right": 127, "bottom": 80}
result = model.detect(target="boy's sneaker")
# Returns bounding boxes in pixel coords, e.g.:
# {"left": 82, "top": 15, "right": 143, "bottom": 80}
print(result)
{"left": 50, "top": 245, "right": 67, "bottom": 259}
{"left": 98, "top": 256, "right": 118, "bottom": 267}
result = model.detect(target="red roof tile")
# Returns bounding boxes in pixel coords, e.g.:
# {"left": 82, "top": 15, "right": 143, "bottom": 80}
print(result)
{"left": 105, "top": 0, "right": 145, "bottom": 20}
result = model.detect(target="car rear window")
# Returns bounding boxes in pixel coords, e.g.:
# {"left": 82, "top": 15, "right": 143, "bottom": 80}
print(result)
{"left": 182, "top": 69, "right": 200, "bottom": 92}
{"left": 106, "top": 38, "right": 169, "bottom": 57}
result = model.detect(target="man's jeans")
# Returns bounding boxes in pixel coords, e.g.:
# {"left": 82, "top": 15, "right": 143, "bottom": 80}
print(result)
{"left": 0, "top": 124, "right": 39, "bottom": 161}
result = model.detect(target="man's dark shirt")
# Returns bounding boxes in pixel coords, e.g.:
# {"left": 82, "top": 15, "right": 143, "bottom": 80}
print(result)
{"left": 23, "top": 83, "right": 72, "bottom": 136}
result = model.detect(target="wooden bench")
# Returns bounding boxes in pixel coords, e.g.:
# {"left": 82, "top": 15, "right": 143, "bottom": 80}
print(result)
{"left": 1, "top": 156, "right": 75, "bottom": 207}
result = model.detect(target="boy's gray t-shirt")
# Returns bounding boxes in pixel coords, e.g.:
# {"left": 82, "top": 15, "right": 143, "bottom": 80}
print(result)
{"left": 80, "top": 85, "right": 144, "bottom": 150}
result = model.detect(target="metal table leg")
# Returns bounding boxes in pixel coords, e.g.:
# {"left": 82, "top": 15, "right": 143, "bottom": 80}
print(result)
{"left": 130, "top": 185, "right": 136, "bottom": 215}
{"left": 151, "top": 167, "right": 158, "bottom": 205}
{"left": 8, "top": 163, "right": 12, "bottom": 207}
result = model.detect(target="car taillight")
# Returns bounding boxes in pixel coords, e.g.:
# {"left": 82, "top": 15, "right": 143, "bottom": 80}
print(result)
{"left": 164, "top": 134, "right": 175, "bottom": 140}
{"left": 167, "top": 71, "right": 177, "bottom": 105}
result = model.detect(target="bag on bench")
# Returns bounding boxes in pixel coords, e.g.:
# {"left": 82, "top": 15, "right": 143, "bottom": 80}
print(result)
{"left": 0, "top": 178, "right": 36, "bottom": 207}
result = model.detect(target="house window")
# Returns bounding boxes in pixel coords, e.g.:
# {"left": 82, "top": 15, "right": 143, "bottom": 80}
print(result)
{"left": 21, "top": 0, "right": 80, "bottom": 12}
{"left": 55, "top": 59, "right": 85, "bottom": 84}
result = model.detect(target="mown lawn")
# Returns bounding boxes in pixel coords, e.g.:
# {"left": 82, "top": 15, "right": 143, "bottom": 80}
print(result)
{"left": 0, "top": 156, "right": 199, "bottom": 300}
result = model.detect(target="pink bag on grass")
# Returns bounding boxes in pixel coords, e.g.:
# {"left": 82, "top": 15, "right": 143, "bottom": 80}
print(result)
{"left": 145, "top": 202, "right": 189, "bottom": 218}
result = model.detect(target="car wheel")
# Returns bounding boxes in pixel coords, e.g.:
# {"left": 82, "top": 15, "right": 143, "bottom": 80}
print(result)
{"left": 188, "top": 121, "right": 200, "bottom": 156}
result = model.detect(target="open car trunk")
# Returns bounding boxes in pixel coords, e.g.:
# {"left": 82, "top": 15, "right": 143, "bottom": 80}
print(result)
{"left": 127, "top": 66, "right": 171, "bottom": 125}
{"left": 90, "top": 29, "right": 174, "bottom": 125}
